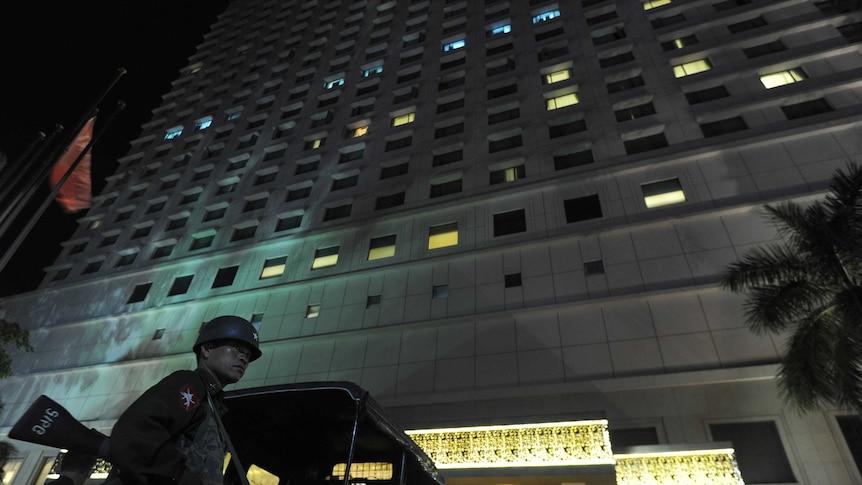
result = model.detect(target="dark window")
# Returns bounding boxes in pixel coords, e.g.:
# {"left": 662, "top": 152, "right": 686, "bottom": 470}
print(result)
{"left": 504, "top": 273, "right": 522, "bottom": 288}
{"left": 554, "top": 149, "right": 594, "bottom": 170}
{"left": 127, "top": 283, "right": 152, "bottom": 304}
{"left": 607, "top": 75, "right": 645, "bottom": 94}
{"left": 332, "top": 174, "right": 359, "bottom": 191}
{"left": 100, "top": 234, "right": 119, "bottom": 247}
{"left": 728, "top": 16, "right": 767, "bottom": 33}
{"left": 441, "top": 56, "right": 466, "bottom": 70}
{"left": 599, "top": 51, "right": 634, "bottom": 68}
{"left": 709, "top": 421, "right": 795, "bottom": 484}
{"left": 593, "top": 28, "right": 626, "bottom": 46}
{"left": 838, "top": 21, "right": 862, "bottom": 43}
{"left": 287, "top": 186, "right": 312, "bottom": 201}
{"left": 781, "top": 98, "right": 833, "bottom": 119}
{"left": 488, "top": 107, "right": 520, "bottom": 125}
{"left": 366, "top": 295, "right": 382, "bottom": 308}
{"left": 116, "top": 253, "right": 137, "bottom": 267}
{"left": 430, "top": 179, "right": 462, "bottom": 198}
{"left": 586, "top": 10, "right": 618, "bottom": 25}
{"left": 340, "top": 149, "right": 365, "bottom": 163}
{"left": 651, "top": 13, "right": 685, "bottom": 28}
{"left": 439, "top": 75, "right": 466, "bottom": 90}
{"left": 624, "top": 133, "right": 668, "bottom": 154}
{"left": 564, "top": 194, "right": 602, "bottom": 223}
{"left": 435, "top": 122, "right": 464, "bottom": 138}
{"left": 295, "top": 160, "right": 319, "bottom": 174}
{"left": 82, "top": 261, "right": 103, "bottom": 274}
{"left": 375, "top": 192, "right": 406, "bottom": 210}
{"left": 487, "top": 42, "right": 515, "bottom": 56}
{"left": 493, "top": 209, "right": 527, "bottom": 236}
{"left": 167, "top": 217, "right": 187, "bottom": 231}
{"left": 488, "top": 83, "right": 518, "bottom": 99}
{"left": 487, "top": 58, "right": 516, "bottom": 77}
{"left": 615, "top": 102, "right": 656, "bottom": 122}
{"left": 437, "top": 98, "right": 465, "bottom": 113}
{"left": 836, "top": 415, "right": 862, "bottom": 474}
{"left": 381, "top": 162, "right": 409, "bottom": 179}
{"left": 385, "top": 136, "right": 412, "bottom": 151}
{"left": 609, "top": 427, "right": 660, "bottom": 448}
{"left": 661, "top": 35, "right": 698, "bottom": 51}
{"left": 212, "top": 266, "right": 239, "bottom": 288}
{"left": 534, "top": 27, "right": 564, "bottom": 42}
{"left": 714, "top": 0, "right": 751, "bottom": 11}
{"left": 231, "top": 226, "right": 256, "bottom": 242}
{"left": 584, "top": 260, "right": 605, "bottom": 275}
{"left": 538, "top": 44, "right": 569, "bottom": 61}
{"left": 549, "top": 119, "right": 587, "bottom": 138}
{"left": 432, "top": 149, "right": 463, "bottom": 166}
{"left": 489, "top": 134, "right": 522, "bottom": 153}
{"left": 243, "top": 198, "right": 267, "bottom": 212}
{"left": 203, "top": 207, "right": 227, "bottom": 222}
{"left": 323, "top": 203, "right": 352, "bottom": 220}
{"left": 132, "top": 226, "right": 151, "bottom": 239}
{"left": 743, "top": 40, "right": 786, "bottom": 58}
{"left": 276, "top": 214, "right": 302, "bottom": 231}
{"left": 151, "top": 245, "right": 174, "bottom": 259}
{"left": 168, "top": 275, "right": 194, "bottom": 296}
{"left": 700, "top": 116, "right": 748, "bottom": 137}
{"left": 685, "top": 85, "right": 730, "bottom": 105}
{"left": 180, "top": 192, "right": 200, "bottom": 205}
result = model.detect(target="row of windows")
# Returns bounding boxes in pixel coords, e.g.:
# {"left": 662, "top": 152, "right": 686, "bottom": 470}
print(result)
{"left": 60, "top": 178, "right": 687, "bottom": 280}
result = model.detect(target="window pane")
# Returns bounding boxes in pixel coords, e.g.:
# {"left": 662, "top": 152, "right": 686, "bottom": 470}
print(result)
{"left": 429, "top": 222, "right": 458, "bottom": 249}
{"left": 368, "top": 235, "right": 397, "bottom": 261}
{"left": 709, "top": 421, "right": 795, "bottom": 483}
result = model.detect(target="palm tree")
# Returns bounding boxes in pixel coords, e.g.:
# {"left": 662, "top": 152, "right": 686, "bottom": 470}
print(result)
{"left": 721, "top": 163, "right": 862, "bottom": 414}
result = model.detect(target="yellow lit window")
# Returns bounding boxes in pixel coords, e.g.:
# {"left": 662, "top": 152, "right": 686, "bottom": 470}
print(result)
{"left": 428, "top": 222, "right": 458, "bottom": 250}
{"left": 312, "top": 246, "right": 339, "bottom": 269}
{"left": 760, "top": 69, "right": 806, "bottom": 89}
{"left": 673, "top": 59, "right": 712, "bottom": 78}
{"left": 353, "top": 125, "right": 369, "bottom": 137}
{"left": 546, "top": 93, "right": 579, "bottom": 110}
{"left": 260, "top": 256, "right": 287, "bottom": 279}
{"left": 545, "top": 69, "right": 571, "bottom": 84}
{"left": 392, "top": 113, "right": 416, "bottom": 127}
{"left": 368, "top": 235, "right": 396, "bottom": 261}
{"left": 643, "top": 0, "right": 671, "bottom": 9}
{"left": 642, "top": 178, "right": 686, "bottom": 208}
{"left": 332, "top": 463, "right": 393, "bottom": 481}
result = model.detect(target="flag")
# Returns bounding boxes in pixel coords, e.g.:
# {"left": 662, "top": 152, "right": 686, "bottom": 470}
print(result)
{"left": 49, "top": 116, "right": 95, "bottom": 213}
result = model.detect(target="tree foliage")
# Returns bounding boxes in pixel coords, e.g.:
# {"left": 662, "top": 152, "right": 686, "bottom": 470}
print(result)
{"left": 721, "top": 163, "right": 862, "bottom": 413}
{"left": 0, "top": 316, "right": 33, "bottom": 467}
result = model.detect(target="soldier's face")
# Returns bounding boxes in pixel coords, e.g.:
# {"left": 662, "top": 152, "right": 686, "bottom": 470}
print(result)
{"left": 201, "top": 340, "right": 252, "bottom": 386}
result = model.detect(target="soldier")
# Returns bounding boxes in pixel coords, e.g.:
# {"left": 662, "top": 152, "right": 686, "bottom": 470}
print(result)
{"left": 102, "top": 315, "right": 262, "bottom": 485}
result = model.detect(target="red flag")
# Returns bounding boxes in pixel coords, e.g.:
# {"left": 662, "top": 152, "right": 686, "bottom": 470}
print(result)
{"left": 49, "top": 117, "right": 94, "bottom": 213}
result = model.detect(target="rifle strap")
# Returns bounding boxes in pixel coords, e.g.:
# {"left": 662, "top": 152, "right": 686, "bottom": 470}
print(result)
{"left": 206, "top": 393, "right": 251, "bottom": 485}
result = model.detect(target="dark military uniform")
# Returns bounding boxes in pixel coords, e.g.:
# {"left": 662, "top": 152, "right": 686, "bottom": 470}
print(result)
{"left": 107, "top": 368, "right": 228, "bottom": 485}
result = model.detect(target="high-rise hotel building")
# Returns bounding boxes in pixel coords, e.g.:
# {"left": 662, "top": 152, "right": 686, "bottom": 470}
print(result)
{"left": 2, "top": 0, "right": 862, "bottom": 483}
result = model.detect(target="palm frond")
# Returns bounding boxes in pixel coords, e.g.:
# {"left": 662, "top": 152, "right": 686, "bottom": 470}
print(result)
{"left": 721, "top": 244, "right": 811, "bottom": 292}
{"left": 778, "top": 310, "right": 840, "bottom": 412}
{"left": 744, "top": 282, "right": 828, "bottom": 334}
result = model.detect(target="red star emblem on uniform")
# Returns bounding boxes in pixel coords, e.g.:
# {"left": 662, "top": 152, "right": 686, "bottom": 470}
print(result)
{"left": 180, "top": 384, "right": 199, "bottom": 411}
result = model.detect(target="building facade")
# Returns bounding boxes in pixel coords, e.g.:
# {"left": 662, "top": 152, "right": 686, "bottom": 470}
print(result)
{"left": 2, "top": 0, "right": 862, "bottom": 483}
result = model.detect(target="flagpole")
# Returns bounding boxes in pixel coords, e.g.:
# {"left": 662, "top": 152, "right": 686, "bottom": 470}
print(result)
{"left": 0, "top": 130, "right": 47, "bottom": 201}
{"left": 0, "top": 101, "right": 126, "bottom": 276}
{"left": 0, "top": 126, "right": 64, "bottom": 225}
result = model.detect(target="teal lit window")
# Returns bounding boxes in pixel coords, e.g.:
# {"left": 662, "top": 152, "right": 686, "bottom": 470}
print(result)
{"left": 532, "top": 10, "right": 560, "bottom": 23}
{"left": 325, "top": 78, "right": 345, "bottom": 89}
{"left": 363, "top": 66, "right": 383, "bottom": 77}
{"left": 164, "top": 128, "right": 183, "bottom": 140}
{"left": 491, "top": 24, "right": 511, "bottom": 35}
{"left": 443, "top": 39, "right": 466, "bottom": 51}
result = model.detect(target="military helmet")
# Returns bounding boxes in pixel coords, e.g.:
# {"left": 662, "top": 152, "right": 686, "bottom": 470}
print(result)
{"left": 194, "top": 315, "right": 262, "bottom": 361}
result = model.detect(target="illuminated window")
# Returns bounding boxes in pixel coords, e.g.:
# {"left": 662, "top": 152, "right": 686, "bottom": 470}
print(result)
{"left": 305, "top": 137, "right": 326, "bottom": 149}
{"left": 533, "top": 10, "right": 560, "bottom": 23}
{"left": 392, "top": 112, "right": 416, "bottom": 126}
{"left": 673, "top": 59, "right": 712, "bottom": 78}
{"left": 490, "top": 165, "right": 525, "bottom": 184}
{"left": 443, "top": 39, "right": 466, "bottom": 51}
{"left": 353, "top": 125, "right": 369, "bottom": 137}
{"left": 546, "top": 93, "right": 579, "bottom": 110}
{"left": 312, "top": 246, "right": 339, "bottom": 269}
{"left": 428, "top": 222, "right": 458, "bottom": 250}
{"left": 306, "top": 304, "right": 320, "bottom": 318}
{"left": 363, "top": 66, "right": 383, "bottom": 77}
{"left": 260, "top": 256, "right": 287, "bottom": 279}
{"left": 196, "top": 118, "right": 213, "bottom": 130}
{"left": 760, "top": 69, "right": 806, "bottom": 89}
{"left": 2, "top": 458, "right": 22, "bottom": 485}
{"left": 643, "top": 0, "right": 671, "bottom": 9}
{"left": 165, "top": 127, "right": 183, "bottom": 140}
{"left": 490, "top": 24, "right": 511, "bottom": 36}
{"left": 661, "top": 34, "right": 698, "bottom": 51}
{"left": 642, "top": 178, "right": 686, "bottom": 208}
{"left": 325, "top": 78, "right": 345, "bottom": 89}
{"left": 368, "top": 234, "right": 397, "bottom": 260}
{"left": 332, "top": 463, "right": 393, "bottom": 481}
{"left": 544, "top": 69, "right": 571, "bottom": 84}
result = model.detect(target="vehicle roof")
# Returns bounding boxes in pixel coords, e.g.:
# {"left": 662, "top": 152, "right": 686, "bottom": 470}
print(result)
{"left": 223, "top": 381, "right": 443, "bottom": 485}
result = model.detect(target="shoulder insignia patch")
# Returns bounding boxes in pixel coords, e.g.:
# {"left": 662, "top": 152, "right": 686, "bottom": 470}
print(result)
{"left": 179, "top": 384, "right": 200, "bottom": 412}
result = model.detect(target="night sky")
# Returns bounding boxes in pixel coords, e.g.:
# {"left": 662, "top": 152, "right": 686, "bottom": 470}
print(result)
{"left": 0, "top": 1, "right": 229, "bottom": 297}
